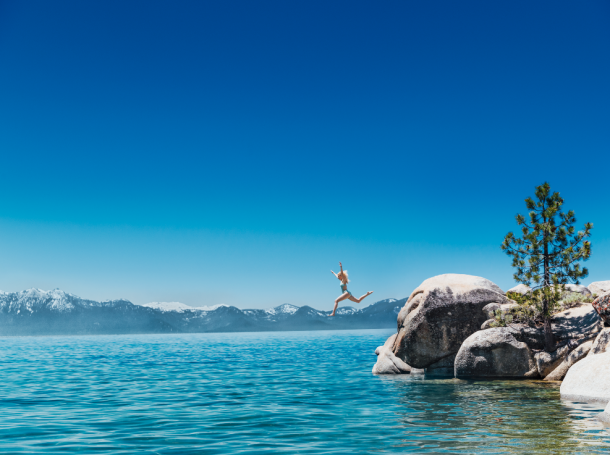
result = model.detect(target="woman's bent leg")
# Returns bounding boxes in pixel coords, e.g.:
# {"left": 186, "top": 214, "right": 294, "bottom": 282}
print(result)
{"left": 330, "top": 292, "right": 350, "bottom": 316}
{"left": 348, "top": 291, "right": 374, "bottom": 304}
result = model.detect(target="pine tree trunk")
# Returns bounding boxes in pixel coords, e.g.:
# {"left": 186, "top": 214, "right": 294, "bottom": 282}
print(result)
{"left": 543, "top": 220, "right": 555, "bottom": 351}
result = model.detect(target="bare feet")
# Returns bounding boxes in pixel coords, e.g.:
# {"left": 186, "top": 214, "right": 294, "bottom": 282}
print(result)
{"left": 366, "top": 291, "right": 374, "bottom": 297}
{"left": 328, "top": 313, "right": 335, "bottom": 317}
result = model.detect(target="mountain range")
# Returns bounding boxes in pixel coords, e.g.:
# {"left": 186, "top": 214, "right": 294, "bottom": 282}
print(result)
{"left": 0, "top": 288, "right": 406, "bottom": 336}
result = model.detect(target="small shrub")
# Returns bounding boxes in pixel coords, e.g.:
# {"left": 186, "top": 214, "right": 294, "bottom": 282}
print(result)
{"left": 504, "top": 286, "right": 564, "bottom": 326}
{"left": 561, "top": 292, "right": 594, "bottom": 306}
{"left": 490, "top": 309, "right": 514, "bottom": 328}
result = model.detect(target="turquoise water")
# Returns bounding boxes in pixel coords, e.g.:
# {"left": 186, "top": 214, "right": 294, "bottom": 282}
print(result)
{"left": 0, "top": 329, "right": 609, "bottom": 454}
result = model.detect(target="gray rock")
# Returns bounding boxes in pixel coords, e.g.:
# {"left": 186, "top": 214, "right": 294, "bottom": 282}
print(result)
{"left": 454, "top": 303, "right": 601, "bottom": 379}
{"left": 454, "top": 327, "right": 538, "bottom": 378}
{"left": 425, "top": 354, "right": 456, "bottom": 377}
{"left": 565, "top": 284, "right": 593, "bottom": 297}
{"left": 561, "top": 351, "right": 610, "bottom": 403}
{"left": 588, "top": 328, "right": 610, "bottom": 357}
{"left": 507, "top": 325, "right": 546, "bottom": 350}
{"left": 552, "top": 304, "right": 602, "bottom": 342}
{"left": 535, "top": 344, "right": 571, "bottom": 378}
{"left": 545, "top": 341, "right": 593, "bottom": 381}
{"left": 482, "top": 303, "right": 520, "bottom": 325}
{"left": 501, "top": 303, "right": 520, "bottom": 313}
{"left": 507, "top": 284, "right": 531, "bottom": 295}
{"left": 483, "top": 303, "right": 501, "bottom": 319}
{"left": 598, "top": 401, "right": 610, "bottom": 423}
{"left": 589, "top": 281, "right": 610, "bottom": 297}
{"left": 372, "top": 334, "right": 411, "bottom": 375}
{"left": 393, "top": 274, "right": 509, "bottom": 368}
{"left": 481, "top": 319, "right": 495, "bottom": 330}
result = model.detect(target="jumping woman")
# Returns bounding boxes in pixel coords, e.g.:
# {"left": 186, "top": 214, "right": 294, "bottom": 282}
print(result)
{"left": 329, "top": 262, "right": 373, "bottom": 316}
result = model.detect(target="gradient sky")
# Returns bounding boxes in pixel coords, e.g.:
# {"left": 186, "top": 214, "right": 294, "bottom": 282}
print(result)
{"left": 0, "top": 0, "right": 609, "bottom": 309}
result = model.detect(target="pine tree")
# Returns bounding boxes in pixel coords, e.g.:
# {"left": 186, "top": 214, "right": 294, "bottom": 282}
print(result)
{"left": 501, "top": 182, "right": 592, "bottom": 351}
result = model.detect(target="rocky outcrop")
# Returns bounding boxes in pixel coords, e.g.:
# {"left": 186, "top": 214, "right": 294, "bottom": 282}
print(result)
{"left": 372, "top": 334, "right": 411, "bottom": 374}
{"left": 507, "top": 284, "right": 531, "bottom": 295}
{"left": 393, "top": 274, "right": 509, "bottom": 369}
{"left": 589, "top": 281, "right": 610, "bottom": 297}
{"left": 454, "top": 304, "right": 601, "bottom": 379}
{"left": 454, "top": 327, "right": 538, "bottom": 378}
{"left": 588, "top": 328, "right": 610, "bottom": 357}
{"left": 560, "top": 351, "right": 610, "bottom": 403}
{"left": 545, "top": 340, "right": 592, "bottom": 381}
{"left": 373, "top": 274, "right": 603, "bottom": 378}
{"left": 565, "top": 284, "right": 592, "bottom": 297}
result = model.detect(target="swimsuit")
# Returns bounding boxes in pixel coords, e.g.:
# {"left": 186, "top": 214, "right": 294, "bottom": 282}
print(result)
{"left": 341, "top": 282, "right": 351, "bottom": 296}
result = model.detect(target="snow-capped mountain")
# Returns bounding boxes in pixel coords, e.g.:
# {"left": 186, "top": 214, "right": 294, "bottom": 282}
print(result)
{"left": 140, "top": 302, "right": 229, "bottom": 313}
{"left": 0, "top": 288, "right": 406, "bottom": 336}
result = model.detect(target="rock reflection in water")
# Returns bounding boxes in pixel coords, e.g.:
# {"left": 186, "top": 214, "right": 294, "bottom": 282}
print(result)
{"left": 379, "top": 376, "right": 610, "bottom": 454}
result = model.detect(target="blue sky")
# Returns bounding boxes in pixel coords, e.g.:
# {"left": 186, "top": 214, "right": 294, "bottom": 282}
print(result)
{"left": 0, "top": 0, "right": 609, "bottom": 309}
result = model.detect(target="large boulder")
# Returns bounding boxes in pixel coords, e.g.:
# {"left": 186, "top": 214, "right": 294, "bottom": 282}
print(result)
{"left": 393, "top": 274, "right": 509, "bottom": 368}
{"left": 507, "top": 284, "right": 531, "bottom": 295}
{"left": 454, "top": 303, "right": 601, "bottom": 379}
{"left": 545, "top": 340, "right": 593, "bottom": 381}
{"left": 372, "top": 334, "right": 411, "bottom": 375}
{"left": 589, "top": 281, "right": 610, "bottom": 297}
{"left": 561, "top": 351, "right": 610, "bottom": 403}
{"left": 454, "top": 327, "right": 538, "bottom": 378}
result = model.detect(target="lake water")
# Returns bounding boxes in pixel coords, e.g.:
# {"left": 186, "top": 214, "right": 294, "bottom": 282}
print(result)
{"left": 1, "top": 329, "right": 609, "bottom": 454}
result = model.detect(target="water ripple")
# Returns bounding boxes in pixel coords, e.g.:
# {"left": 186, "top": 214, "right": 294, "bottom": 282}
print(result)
{"left": 0, "top": 330, "right": 609, "bottom": 453}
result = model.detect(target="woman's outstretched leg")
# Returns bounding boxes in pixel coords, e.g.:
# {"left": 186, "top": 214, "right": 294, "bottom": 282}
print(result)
{"left": 330, "top": 292, "right": 350, "bottom": 316}
{"left": 348, "top": 291, "right": 374, "bottom": 304}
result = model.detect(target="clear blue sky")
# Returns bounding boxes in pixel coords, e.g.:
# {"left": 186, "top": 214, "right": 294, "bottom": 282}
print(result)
{"left": 0, "top": 0, "right": 609, "bottom": 309}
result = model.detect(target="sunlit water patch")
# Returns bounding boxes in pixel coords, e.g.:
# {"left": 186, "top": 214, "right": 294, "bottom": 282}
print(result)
{"left": 0, "top": 329, "right": 608, "bottom": 454}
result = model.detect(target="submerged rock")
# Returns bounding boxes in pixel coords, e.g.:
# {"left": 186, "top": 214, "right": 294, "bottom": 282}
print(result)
{"left": 372, "top": 334, "right": 411, "bottom": 375}
{"left": 425, "top": 354, "right": 456, "bottom": 377}
{"left": 598, "top": 402, "right": 610, "bottom": 423}
{"left": 561, "top": 351, "right": 610, "bottom": 403}
{"left": 393, "top": 274, "right": 509, "bottom": 369}
{"left": 454, "top": 327, "right": 538, "bottom": 378}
